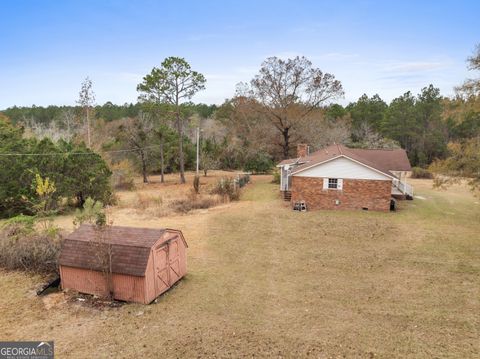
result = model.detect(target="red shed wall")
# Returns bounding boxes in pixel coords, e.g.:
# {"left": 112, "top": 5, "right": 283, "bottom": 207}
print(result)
{"left": 60, "top": 265, "right": 147, "bottom": 304}
{"left": 174, "top": 233, "right": 188, "bottom": 280}
{"left": 144, "top": 253, "right": 157, "bottom": 303}
{"left": 145, "top": 233, "right": 188, "bottom": 303}
{"left": 291, "top": 177, "right": 391, "bottom": 211}
{"left": 178, "top": 235, "right": 187, "bottom": 278}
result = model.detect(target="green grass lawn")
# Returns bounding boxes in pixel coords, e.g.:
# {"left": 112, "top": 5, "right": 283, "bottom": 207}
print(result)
{"left": 1, "top": 176, "right": 479, "bottom": 358}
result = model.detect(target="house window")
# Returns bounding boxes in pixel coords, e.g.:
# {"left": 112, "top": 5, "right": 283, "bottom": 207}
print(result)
{"left": 328, "top": 178, "right": 338, "bottom": 189}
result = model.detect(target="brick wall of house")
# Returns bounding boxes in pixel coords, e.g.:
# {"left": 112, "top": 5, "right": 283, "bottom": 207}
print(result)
{"left": 291, "top": 176, "right": 392, "bottom": 211}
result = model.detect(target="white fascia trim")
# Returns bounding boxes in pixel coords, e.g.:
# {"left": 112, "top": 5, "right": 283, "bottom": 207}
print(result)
{"left": 276, "top": 158, "right": 306, "bottom": 167}
{"left": 291, "top": 154, "right": 394, "bottom": 180}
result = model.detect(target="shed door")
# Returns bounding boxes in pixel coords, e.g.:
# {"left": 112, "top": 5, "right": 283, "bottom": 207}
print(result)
{"left": 154, "top": 245, "right": 170, "bottom": 294}
{"left": 168, "top": 237, "right": 181, "bottom": 284}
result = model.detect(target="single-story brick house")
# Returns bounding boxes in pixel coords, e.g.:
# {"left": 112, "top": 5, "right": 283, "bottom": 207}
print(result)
{"left": 277, "top": 143, "right": 413, "bottom": 211}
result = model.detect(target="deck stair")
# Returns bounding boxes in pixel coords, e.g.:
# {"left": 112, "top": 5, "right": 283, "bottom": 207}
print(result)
{"left": 392, "top": 179, "right": 414, "bottom": 200}
{"left": 282, "top": 191, "right": 292, "bottom": 201}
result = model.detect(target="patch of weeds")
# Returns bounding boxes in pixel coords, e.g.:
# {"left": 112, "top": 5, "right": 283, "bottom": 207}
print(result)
{"left": 0, "top": 223, "right": 62, "bottom": 274}
{"left": 170, "top": 195, "right": 219, "bottom": 214}
{"left": 211, "top": 177, "right": 240, "bottom": 201}
{"left": 135, "top": 193, "right": 163, "bottom": 211}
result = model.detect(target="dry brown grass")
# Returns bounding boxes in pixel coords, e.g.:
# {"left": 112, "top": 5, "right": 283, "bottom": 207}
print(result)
{"left": 134, "top": 193, "right": 163, "bottom": 211}
{"left": 0, "top": 217, "right": 63, "bottom": 274}
{"left": 169, "top": 191, "right": 223, "bottom": 214}
{"left": 110, "top": 171, "right": 239, "bottom": 219}
{"left": 1, "top": 174, "right": 479, "bottom": 358}
{"left": 113, "top": 171, "right": 240, "bottom": 217}
{"left": 0, "top": 231, "right": 62, "bottom": 274}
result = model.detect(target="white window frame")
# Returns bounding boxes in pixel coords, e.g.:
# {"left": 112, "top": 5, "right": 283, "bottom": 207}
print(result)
{"left": 323, "top": 178, "right": 343, "bottom": 190}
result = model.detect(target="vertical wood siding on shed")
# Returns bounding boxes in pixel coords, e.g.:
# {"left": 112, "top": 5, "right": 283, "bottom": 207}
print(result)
{"left": 59, "top": 228, "right": 188, "bottom": 304}
{"left": 144, "top": 253, "right": 157, "bottom": 303}
{"left": 60, "top": 266, "right": 147, "bottom": 303}
{"left": 146, "top": 234, "right": 188, "bottom": 303}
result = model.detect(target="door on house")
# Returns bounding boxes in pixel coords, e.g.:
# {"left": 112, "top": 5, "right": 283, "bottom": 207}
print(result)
{"left": 154, "top": 245, "right": 170, "bottom": 294}
{"left": 168, "top": 237, "right": 181, "bottom": 284}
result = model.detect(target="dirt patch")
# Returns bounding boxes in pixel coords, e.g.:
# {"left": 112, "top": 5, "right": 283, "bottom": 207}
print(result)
{"left": 65, "top": 292, "right": 125, "bottom": 310}
{"left": 42, "top": 292, "right": 67, "bottom": 310}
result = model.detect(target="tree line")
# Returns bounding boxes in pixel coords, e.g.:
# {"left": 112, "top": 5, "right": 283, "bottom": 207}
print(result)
{"left": 6, "top": 86, "right": 475, "bottom": 168}
{"left": 1, "top": 43, "right": 479, "bottom": 210}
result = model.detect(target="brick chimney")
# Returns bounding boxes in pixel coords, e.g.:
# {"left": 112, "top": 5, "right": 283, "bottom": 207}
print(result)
{"left": 297, "top": 144, "right": 309, "bottom": 158}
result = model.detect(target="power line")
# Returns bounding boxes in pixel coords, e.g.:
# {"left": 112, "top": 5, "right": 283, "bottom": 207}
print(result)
{"left": 0, "top": 144, "right": 163, "bottom": 157}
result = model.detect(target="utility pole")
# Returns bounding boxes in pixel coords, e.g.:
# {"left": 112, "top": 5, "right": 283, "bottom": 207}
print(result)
{"left": 196, "top": 127, "right": 200, "bottom": 175}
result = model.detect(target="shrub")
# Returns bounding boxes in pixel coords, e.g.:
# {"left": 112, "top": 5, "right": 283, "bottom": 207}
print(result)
{"left": 111, "top": 160, "right": 136, "bottom": 190}
{"left": 411, "top": 167, "right": 433, "bottom": 179}
{"left": 170, "top": 196, "right": 218, "bottom": 213}
{"left": 244, "top": 152, "right": 273, "bottom": 174}
{"left": 73, "top": 197, "right": 106, "bottom": 226}
{"left": 272, "top": 169, "right": 281, "bottom": 184}
{"left": 211, "top": 177, "right": 240, "bottom": 201}
{"left": 32, "top": 173, "right": 57, "bottom": 212}
{"left": 236, "top": 174, "right": 250, "bottom": 188}
{"left": 193, "top": 175, "right": 200, "bottom": 194}
{"left": 0, "top": 221, "right": 62, "bottom": 274}
{"left": 1, "top": 214, "right": 36, "bottom": 238}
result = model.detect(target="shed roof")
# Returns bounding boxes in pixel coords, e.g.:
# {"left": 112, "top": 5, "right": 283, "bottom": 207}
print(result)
{"left": 59, "top": 225, "right": 184, "bottom": 277}
{"left": 279, "top": 144, "right": 411, "bottom": 177}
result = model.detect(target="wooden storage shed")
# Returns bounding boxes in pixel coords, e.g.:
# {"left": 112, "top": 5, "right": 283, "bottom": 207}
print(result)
{"left": 58, "top": 224, "right": 188, "bottom": 304}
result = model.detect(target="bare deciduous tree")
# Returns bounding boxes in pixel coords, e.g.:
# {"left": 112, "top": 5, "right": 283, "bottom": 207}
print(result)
{"left": 455, "top": 44, "right": 480, "bottom": 99}
{"left": 119, "top": 113, "right": 153, "bottom": 183}
{"left": 217, "top": 96, "right": 278, "bottom": 158}
{"left": 77, "top": 77, "right": 96, "bottom": 147}
{"left": 243, "top": 56, "right": 344, "bottom": 158}
{"left": 92, "top": 225, "right": 114, "bottom": 300}
{"left": 61, "top": 107, "right": 77, "bottom": 138}
{"left": 350, "top": 122, "right": 400, "bottom": 149}
{"left": 200, "top": 150, "right": 219, "bottom": 177}
{"left": 21, "top": 117, "right": 73, "bottom": 142}
{"left": 297, "top": 109, "right": 351, "bottom": 149}
{"left": 74, "top": 198, "right": 114, "bottom": 300}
